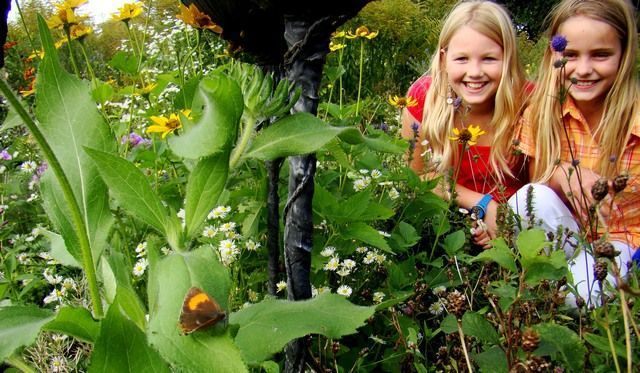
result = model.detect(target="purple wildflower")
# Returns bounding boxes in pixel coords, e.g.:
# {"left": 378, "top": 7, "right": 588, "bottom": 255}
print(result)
{"left": 550, "top": 35, "right": 567, "bottom": 52}
{"left": 122, "top": 132, "right": 150, "bottom": 147}
{"left": 0, "top": 149, "right": 11, "bottom": 160}
{"left": 571, "top": 159, "right": 580, "bottom": 167}
{"left": 36, "top": 163, "right": 48, "bottom": 177}
{"left": 452, "top": 97, "right": 462, "bottom": 109}
{"left": 411, "top": 122, "right": 420, "bottom": 133}
{"left": 378, "top": 122, "right": 389, "bottom": 132}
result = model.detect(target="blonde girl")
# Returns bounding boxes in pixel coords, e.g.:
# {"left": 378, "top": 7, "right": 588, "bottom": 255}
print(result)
{"left": 402, "top": 0, "right": 528, "bottom": 247}
{"left": 512, "top": 0, "right": 640, "bottom": 306}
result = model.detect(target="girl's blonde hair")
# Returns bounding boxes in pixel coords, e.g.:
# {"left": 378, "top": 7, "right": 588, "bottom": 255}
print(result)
{"left": 421, "top": 0, "right": 525, "bottom": 181}
{"left": 528, "top": 0, "right": 639, "bottom": 181}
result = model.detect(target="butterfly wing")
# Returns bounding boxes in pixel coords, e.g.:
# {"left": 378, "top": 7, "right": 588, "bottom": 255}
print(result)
{"left": 179, "top": 287, "right": 226, "bottom": 334}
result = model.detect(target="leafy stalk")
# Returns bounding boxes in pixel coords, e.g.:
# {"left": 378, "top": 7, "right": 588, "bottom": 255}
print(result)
{"left": 0, "top": 78, "right": 103, "bottom": 317}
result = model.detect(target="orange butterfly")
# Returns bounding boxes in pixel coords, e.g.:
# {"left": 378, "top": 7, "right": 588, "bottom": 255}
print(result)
{"left": 179, "top": 287, "right": 226, "bottom": 334}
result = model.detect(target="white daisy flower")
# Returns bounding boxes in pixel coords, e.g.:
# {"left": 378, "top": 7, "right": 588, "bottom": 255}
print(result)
{"left": 276, "top": 280, "right": 287, "bottom": 293}
{"left": 336, "top": 285, "right": 352, "bottom": 297}
{"left": 320, "top": 246, "right": 335, "bottom": 257}
{"left": 373, "top": 291, "right": 385, "bottom": 303}
{"left": 323, "top": 257, "right": 340, "bottom": 271}
{"left": 202, "top": 225, "right": 217, "bottom": 238}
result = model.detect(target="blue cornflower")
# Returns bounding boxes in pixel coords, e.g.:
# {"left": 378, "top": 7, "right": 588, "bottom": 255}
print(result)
{"left": 550, "top": 35, "right": 567, "bottom": 52}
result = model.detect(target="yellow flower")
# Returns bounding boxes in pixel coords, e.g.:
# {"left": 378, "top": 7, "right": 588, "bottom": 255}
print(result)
{"left": 27, "top": 49, "right": 45, "bottom": 61}
{"left": 54, "top": 38, "right": 68, "bottom": 49}
{"left": 177, "top": 3, "right": 222, "bottom": 33}
{"left": 137, "top": 83, "right": 157, "bottom": 96}
{"left": 332, "top": 30, "right": 346, "bottom": 38}
{"left": 69, "top": 24, "right": 93, "bottom": 40}
{"left": 329, "top": 41, "right": 346, "bottom": 52}
{"left": 450, "top": 125, "right": 486, "bottom": 146}
{"left": 146, "top": 113, "right": 182, "bottom": 139}
{"left": 60, "top": 0, "right": 88, "bottom": 9}
{"left": 112, "top": 2, "right": 143, "bottom": 23}
{"left": 346, "top": 26, "right": 378, "bottom": 40}
{"left": 20, "top": 80, "right": 35, "bottom": 97}
{"left": 180, "top": 109, "right": 193, "bottom": 120}
{"left": 388, "top": 95, "right": 418, "bottom": 109}
{"left": 47, "top": 6, "right": 85, "bottom": 29}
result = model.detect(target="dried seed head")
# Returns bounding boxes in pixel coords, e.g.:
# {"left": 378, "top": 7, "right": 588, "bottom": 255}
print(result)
{"left": 593, "top": 240, "right": 618, "bottom": 259}
{"left": 612, "top": 174, "right": 628, "bottom": 193}
{"left": 594, "top": 259, "right": 608, "bottom": 282}
{"left": 591, "top": 179, "right": 609, "bottom": 202}
{"left": 446, "top": 290, "right": 467, "bottom": 318}
{"left": 575, "top": 296, "right": 585, "bottom": 309}
{"left": 525, "top": 356, "right": 551, "bottom": 372}
{"left": 521, "top": 329, "right": 540, "bottom": 352}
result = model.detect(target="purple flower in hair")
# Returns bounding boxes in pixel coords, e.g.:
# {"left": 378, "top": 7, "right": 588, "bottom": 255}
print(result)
{"left": 452, "top": 97, "right": 463, "bottom": 109}
{"left": 550, "top": 35, "right": 567, "bottom": 52}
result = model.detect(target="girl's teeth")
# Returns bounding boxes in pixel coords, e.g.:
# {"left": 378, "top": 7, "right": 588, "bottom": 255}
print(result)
{"left": 576, "top": 81, "right": 594, "bottom": 86}
{"left": 466, "top": 82, "right": 484, "bottom": 89}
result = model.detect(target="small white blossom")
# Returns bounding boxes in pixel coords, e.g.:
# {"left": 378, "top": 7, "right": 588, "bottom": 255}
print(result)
{"left": 388, "top": 187, "right": 400, "bottom": 200}
{"left": 225, "top": 230, "right": 241, "bottom": 240}
{"left": 218, "top": 222, "right": 236, "bottom": 232}
{"left": 208, "top": 205, "right": 231, "bottom": 219}
{"left": 317, "top": 286, "right": 331, "bottom": 294}
{"left": 370, "top": 169, "right": 382, "bottom": 179}
{"left": 342, "top": 259, "right": 356, "bottom": 270}
{"left": 336, "top": 268, "right": 351, "bottom": 277}
{"left": 336, "top": 285, "right": 352, "bottom": 297}
{"left": 353, "top": 177, "right": 371, "bottom": 192}
{"left": 355, "top": 246, "right": 369, "bottom": 254}
{"left": 378, "top": 230, "right": 390, "bottom": 237}
{"left": 27, "top": 193, "right": 38, "bottom": 202}
{"left": 324, "top": 257, "right": 340, "bottom": 271}
{"left": 245, "top": 240, "right": 260, "bottom": 251}
{"left": 135, "top": 242, "right": 147, "bottom": 257}
{"left": 50, "top": 356, "right": 66, "bottom": 372}
{"left": 132, "top": 258, "right": 149, "bottom": 277}
{"left": 177, "top": 209, "right": 186, "bottom": 220}
{"left": 16, "top": 253, "right": 31, "bottom": 265}
{"left": 276, "top": 280, "right": 287, "bottom": 293}
{"left": 433, "top": 286, "right": 447, "bottom": 296}
{"left": 429, "top": 299, "right": 446, "bottom": 315}
{"left": 43, "top": 269, "right": 63, "bottom": 285}
{"left": 359, "top": 169, "right": 369, "bottom": 174}
{"left": 20, "top": 161, "right": 37, "bottom": 173}
{"left": 44, "top": 287, "right": 66, "bottom": 304}
{"left": 320, "top": 246, "right": 335, "bottom": 257}
{"left": 62, "top": 278, "right": 76, "bottom": 291}
{"left": 202, "top": 225, "right": 217, "bottom": 238}
{"left": 373, "top": 291, "right": 385, "bottom": 303}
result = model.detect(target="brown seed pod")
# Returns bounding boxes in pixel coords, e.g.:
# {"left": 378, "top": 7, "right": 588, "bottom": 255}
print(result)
{"left": 612, "top": 174, "right": 628, "bottom": 193}
{"left": 591, "top": 178, "right": 609, "bottom": 201}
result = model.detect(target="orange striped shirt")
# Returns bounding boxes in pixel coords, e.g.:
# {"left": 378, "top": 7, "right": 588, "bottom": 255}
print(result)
{"left": 519, "top": 98, "right": 640, "bottom": 248}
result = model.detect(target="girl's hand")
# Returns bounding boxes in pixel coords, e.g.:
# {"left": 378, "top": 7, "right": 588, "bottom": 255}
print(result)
{"left": 472, "top": 201, "right": 498, "bottom": 249}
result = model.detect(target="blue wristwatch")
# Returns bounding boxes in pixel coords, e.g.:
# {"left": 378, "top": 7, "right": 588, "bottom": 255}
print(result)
{"left": 473, "top": 194, "right": 493, "bottom": 220}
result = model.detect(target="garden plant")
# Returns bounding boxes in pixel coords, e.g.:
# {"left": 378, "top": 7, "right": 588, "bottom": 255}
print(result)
{"left": 0, "top": 0, "right": 638, "bottom": 372}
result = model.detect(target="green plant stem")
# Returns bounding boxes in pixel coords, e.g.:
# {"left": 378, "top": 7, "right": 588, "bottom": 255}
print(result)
{"left": 229, "top": 116, "right": 256, "bottom": 169}
{"left": 0, "top": 77, "right": 104, "bottom": 318}
{"left": 355, "top": 40, "right": 364, "bottom": 117}
{"left": 603, "top": 307, "right": 622, "bottom": 373}
{"left": 619, "top": 290, "right": 632, "bottom": 372}
{"left": 14, "top": 0, "right": 37, "bottom": 54}
{"left": 63, "top": 28, "right": 81, "bottom": 78}
{"left": 456, "top": 319, "right": 473, "bottom": 373}
{"left": 77, "top": 41, "right": 97, "bottom": 85}
{"left": 5, "top": 353, "right": 36, "bottom": 373}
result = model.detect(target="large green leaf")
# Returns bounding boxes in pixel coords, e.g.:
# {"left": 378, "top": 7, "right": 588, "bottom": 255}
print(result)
{"left": 230, "top": 293, "right": 375, "bottom": 364}
{"left": 184, "top": 153, "right": 229, "bottom": 239}
{"left": 147, "top": 247, "right": 247, "bottom": 372}
{"left": 245, "top": 113, "right": 346, "bottom": 160}
{"left": 42, "top": 229, "right": 81, "bottom": 268}
{"left": 471, "top": 238, "right": 517, "bottom": 273}
{"left": 443, "top": 229, "right": 465, "bottom": 256}
{"left": 89, "top": 292, "right": 170, "bottom": 373}
{"left": 516, "top": 229, "right": 549, "bottom": 260}
{"left": 85, "top": 147, "right": 170, "bottom": 235}
{"left": 462, "top": 312, "right": 499, "bottom": 344}
{"left": 0, "top": 305, "right": 54, "bottom": 360}
{"left": 523, "top": 250, "right": 567, "bottom": 285}
{"left": 534, "top": 323, "right": 586, "bottom": 372}
{"left": 44, "top": 306, "right": 99, "bottom": 343}
{"left": 36, "top": 16, "right": 114, "bottom": 263}
{"left": 168, "top": 74, "right": 243, "bottom": 159}
{"left": 342, "top": 222, "right": 392, "bottom": 253}
{"left": 474, "top": 346, "right": 508, "bottom": 373}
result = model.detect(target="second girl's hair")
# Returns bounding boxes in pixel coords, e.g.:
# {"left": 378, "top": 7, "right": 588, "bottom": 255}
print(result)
{"left": 527, "top": 0, "right": 639, "bottom": 181}
{"left": 421, "top": 0, "right": 525, "bottom": 181}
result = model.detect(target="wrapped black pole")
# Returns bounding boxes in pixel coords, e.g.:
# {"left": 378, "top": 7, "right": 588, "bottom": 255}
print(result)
{"left": 265, "top": 158, "right": 283, "bottom": 295}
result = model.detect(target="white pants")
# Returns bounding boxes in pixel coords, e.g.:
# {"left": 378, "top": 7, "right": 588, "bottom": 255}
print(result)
{"left": 508, "top": 183, "right": 634, "bottom": 307}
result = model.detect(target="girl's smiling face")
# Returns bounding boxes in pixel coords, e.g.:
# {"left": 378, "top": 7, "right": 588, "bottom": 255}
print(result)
{"left": 558, "top": 15, "right": 622, "bottom": 112}
{"left": 444, "top": 25, "right": 504, "bottom": 113}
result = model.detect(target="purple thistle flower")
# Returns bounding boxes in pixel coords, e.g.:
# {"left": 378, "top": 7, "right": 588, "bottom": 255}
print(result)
{"left": 411, "top": 122, "right": 420, "bottom": 133}
{"left": 0, "top": 149, "right": 11, "bottom": 160}
{"left": 550, "top": 35, "right": 567, "bottom": 52}
{"left": 571, "top": 159, "right": 580, "bottom": 167}
{"left": 122, "top": 132, "right": 150, "bottom": 147}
